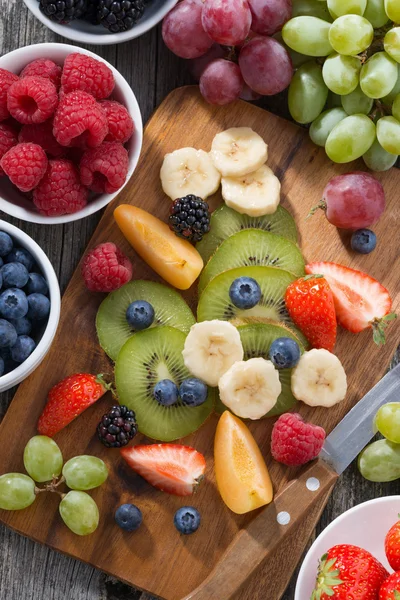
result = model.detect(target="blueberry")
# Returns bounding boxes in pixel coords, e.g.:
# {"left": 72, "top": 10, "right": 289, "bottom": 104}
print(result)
{"left": 27, "top": 293, "right": 50, "bottom": 320}
{"left": 0, "top": 232, "right": 13, "bottom": 257}
{"left": 174, "top": 506, "right": 201, "bottom": 535}
{"left": 0, "top": 288, "right": 28, "bottom": 320}
{"left": 8, "top": 317, "right": 32, "bottom": 336}
{"left": 153, "top": 379, "right": 178, "bottom": 406}
{"left": 26, "top": 272, "right": 48, "bottom": 296}
{"left": 0, "top": 357, "right": 4, "bottom": 377}
{"left": 1, "top": 262, "right": 29, "bottom": 289}
{"left": 11, "top": 335, "right": 36, "bottom": 363}
{"left": 5, "top": 247, "right": 35, "bottom": 271}
{"left": 0, "top": 319, "right": 17, "bottom": 348}
{"left": 126, "top": 300, "right": 155, "bottom": 331}
{"left": 351, "top": 229, "right": 377, "bottom": 254}
{"left": 269, "top": 337, "right": 301, "bottom": 370}
{"left": 179, "top": 378, "right": 208, "bottom": 407}
{"left": 229, "top": 277, "right": 261, "bottom": 310}
{"left": 115, "top": 504, "right": 143, "bottom": 532}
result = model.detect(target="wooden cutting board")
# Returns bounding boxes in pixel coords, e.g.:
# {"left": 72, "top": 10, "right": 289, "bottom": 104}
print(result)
{"left": 0, "top": 86, "right": 399, "bottom": 600}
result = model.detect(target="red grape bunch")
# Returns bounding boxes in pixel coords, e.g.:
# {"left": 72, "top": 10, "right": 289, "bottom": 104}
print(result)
{"left": 162, "top": 0, "right": 294, "bottom": 105}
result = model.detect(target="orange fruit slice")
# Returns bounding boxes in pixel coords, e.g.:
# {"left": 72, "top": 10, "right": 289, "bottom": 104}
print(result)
{"left": 114, "top": 205, "right": 203, "bottom": 290}
{"left": 214, "top": 411, "right": 273, "bottom": 514}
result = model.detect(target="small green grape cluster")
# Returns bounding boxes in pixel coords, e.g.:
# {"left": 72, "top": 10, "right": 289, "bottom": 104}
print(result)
{"left": 359, "top": 402, "right": 400, "bottom": 482}
{"left": 0, "top": 436, "right": 108, "bottom": 536}
{"left": 280, "top": 0, "right": 400, "bottom": 171}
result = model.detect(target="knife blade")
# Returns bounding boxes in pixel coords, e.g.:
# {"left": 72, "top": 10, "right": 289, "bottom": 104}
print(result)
{"left": 320, "top": 361, "right": 400, "bottom": 475}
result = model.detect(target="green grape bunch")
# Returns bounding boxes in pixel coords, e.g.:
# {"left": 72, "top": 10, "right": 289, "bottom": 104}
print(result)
{"left": 281, "top": 0, "right": 400, "bottom": 171}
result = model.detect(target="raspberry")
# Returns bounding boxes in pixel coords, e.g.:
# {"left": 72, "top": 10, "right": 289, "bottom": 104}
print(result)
{"left": 20, "top": 59, "right": 62, "bottom": 89}
{"left": 100, "top": 100, "right": 134, "bottom": 144}
{"left": 33, "top": 159, "right": 88, "bottom": 216}
{"left": 0, "top": 69, "right": 19, "bottom": 122}
{"left": 7, "top": 76, "right": 58, "bottom": 125}
{"left": 81, "top": 242, "right": 133, "bottom": 292}
{"left": 1, "top": 143, "right": 48, "bottom": 192}
{"left": 19, "top": 121, "right": 65, "bottom": 157}
{"left": 61, "top": 53, "right": 115, "bottom": 99}
{"left": 80, "top": 142, "right": 129, "bottom": 194}
{"left": 53, "top": 91, "right": 108, "bottom": 148}
{"left": 0, "top": 123, "right": 18, "bottom": 176}
{"left": 271, "top": 413, "right": 326, "bottom": 466}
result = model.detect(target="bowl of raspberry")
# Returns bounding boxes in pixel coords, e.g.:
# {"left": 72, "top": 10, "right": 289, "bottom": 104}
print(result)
{"left": 0, "top": 220, "right": 61, "bottom": 392}
{"left": 23, "top": 0, "right": 178, "bottom": 45}
{"left": 0, "top": 43, "right": 143, "bottom": 224}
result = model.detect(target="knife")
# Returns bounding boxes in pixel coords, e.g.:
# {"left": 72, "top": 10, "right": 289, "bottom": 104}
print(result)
{"left": 182, "top": 362, "right": 400, "bottom": 600}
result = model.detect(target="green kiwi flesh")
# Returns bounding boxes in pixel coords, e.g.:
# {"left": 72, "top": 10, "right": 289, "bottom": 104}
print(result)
{"left": 198, "top": 229, "right": 305, "bottom": 294}
{"left": 196, "top": 204, "right": 298, "bottom": 263}
{"left": 115, "top": 326, "right": 213, "bottom": 441}
{"left": 96, "top": 280, "right": 195, "bottom": 361}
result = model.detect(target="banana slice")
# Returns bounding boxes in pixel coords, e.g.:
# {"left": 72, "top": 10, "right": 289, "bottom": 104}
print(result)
{"left": 160, "top": 147, "right": 221, "bottom": 201}
{"left": 211, "top": 127, "right": 268, "bottom": 177}
{"left": 221, "top": 165, "right": 281, "bottom": 217}
{"left": 182, "top": 320, "right": 244, "bottom": 387}
{"left": 291, "top": 349, "right": 347, "bottom": 408}
{"left": 219, "top": 358, "right": 281, "bottom": 420}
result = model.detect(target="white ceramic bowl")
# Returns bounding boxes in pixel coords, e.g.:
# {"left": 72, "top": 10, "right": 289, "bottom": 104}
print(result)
{"left": 0, "top": 220, "right": 61, "bottom": 392}
{"left": 0, "top": 43, "right": 143, "bottom": 225}
{"left": 295, "top": 496, "right": 400, "bottom": 598}
{"left": 23, "top": 0, "right": 178, "bottom": 45}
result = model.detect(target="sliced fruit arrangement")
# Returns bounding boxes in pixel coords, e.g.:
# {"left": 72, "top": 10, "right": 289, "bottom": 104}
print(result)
{"left": 271, "top": 413, "right": 326, "bottom": 467}
{"left": 160, "top": 148, "right": 220, "bottom": 201}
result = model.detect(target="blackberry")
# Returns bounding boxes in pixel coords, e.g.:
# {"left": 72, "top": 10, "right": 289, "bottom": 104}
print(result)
{"left": 169, "top": 195, "right": 211, "bottom": 243}
{"left": 38, "top": 0, "right": 87, "bottom": 23}
{"left": 98, "top": 0, "right": 145, "bottom": 33}
{"left": 97, "top": 405, "right": 138, "bottom": 448}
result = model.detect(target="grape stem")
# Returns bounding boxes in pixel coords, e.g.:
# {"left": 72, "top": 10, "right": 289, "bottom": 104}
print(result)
{"left": 306, "top": 200, "right": 326, "bottom": 220}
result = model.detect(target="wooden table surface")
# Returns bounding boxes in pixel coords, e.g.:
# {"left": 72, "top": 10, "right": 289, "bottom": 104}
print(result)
{"left": 1, "top": 2, "right": 399, "bottom": 599}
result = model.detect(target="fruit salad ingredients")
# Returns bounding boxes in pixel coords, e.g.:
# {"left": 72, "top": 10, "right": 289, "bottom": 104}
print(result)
{"left": 121, "top": 443, "right": 206, "bottom": 496}
{"left": 100, "top": 99, "right": 134, "bottom": 144}
{"left": 153, "top": 380, "right": 179, "bottom": 407}
{"left": 33, "top": 159, "right": 88, "bottom": 217}
{"left": 240, "top": 36, "right": 294, "bottom": 96}
{"left": 97, "top": 405, "right": 138, "bottom": 448}
{"left": 62, "top": 456, "right": 108, "bottom": 490}
{"left": 313, "top": 545, "right": 388, "bottom": 599}
{"left": 19, "top": 122, "right": 64, "bottom": 158}
{"left": 202, "top": 0, "right": 251, "bottom": 46}
{"left": 310, "top": 172, "right": 385, "bottom": 230}
{"left": 285, "top": 275, "right": 337, "bottom": 352}
{"left": 291, "top": 348, "right": 347, "bottom": 408}
{"left": 7, "top": 76, "right": 58, "bottom": 125}
{"left": 379, "top": 572, "right": 400, "bottom": 600}
{"left": 20, "top": 58, "right": 62, "bottom": 88}
{"left": 305, "top": 262, "right": 396, "bottom": 345}
{"left": 98, "top": 0, "right": 146, "bottom": 33}
{"left": 221, "top": 164, "right": 281, "bottom": 217}
{"left": 229, "top": 276, "right": 261, "bottom": 310}
{"left": 174, "top": 506, "right": 201, "bottom": 535}
{"left": 200, "top": 59, "right": 244, "bottom": 106}
{"left": 271, "top": 413, "right": 326, "bottom": 466}
{"left": 80, "top": 142, "right": 129, "bottom": 194}
{"left": 358, "top": 439, "right": 400, "bottom": 482}
{"left": 214, "top": 411, "right": 273, "bottom": 514}
{"left": 179, "top": 378, "right": 208, "bottom": 407}
{"left": 0, "top": 68, "right": 19, "bottom": 121}
{"left": 219, "top": 357, "right": 281, "bottom": 419}
{"left": 1, "top": 262, "right": 29, "bottom": 289}
{"left": 375, "top": 403, "right": 400, "bottom": 444}
{"left": 210, "top": 127, "right": 268, "bottom": 177}
{"left": 160, "top": 148, "right": 221, "bottom": 201}
{"left": 0, "top": 123, "right": 18, "bottom": 175}
{"left": 351, "top": 229, "right": 377, "bottom": 254}
{"left": 81, "top": 242, "right": 133, "bottom": 293}
{"left": 126, "top": 300, "right": 155, "bottom": 331}
{"left": 59, "top": 490, "right": 99, "bottom": 536}
{"left": 61, "top": 53, "right": 115, "bottom": 99}
{"left": 115, "top": 503, "right": 143, "bottom": 532}
{"left": 114, "top": 205, "right": 204, "bottom": 291}
{"left": 23, "top": 435, "right": 63, "bottom": 483}
{"left": 169, "top": 196, "right": 211, "bottom": 243}
{"left": 385, "top": 518, "right": 400, "bottom": 572}
{"left": 249, "top": 0, "right": 292, "bottom": 36}
{"left": 182, "top": 320, "right": 244, "bottom": 387}
{"left": 0, "top": 288, "right": 28, "bottom": 320}
{"left": 38, "top": 373, "right": 107, "bottom": 437}
{"left": 53, "top": 90, "right": 109, "bottom": 148}
{"left": 1, "top": 143, "right": 48, "bottom": 192}
{"left": 269, "top": 337, "right": 301, "bottom": 370}
{"left": 0, "top": 473, "right": 36, "bottom": 510}
{"left": 40, "top": 0, "right": 87, "bottom": 23}
{"left": 162, "top": 0, "right": 214, "bottom": 59}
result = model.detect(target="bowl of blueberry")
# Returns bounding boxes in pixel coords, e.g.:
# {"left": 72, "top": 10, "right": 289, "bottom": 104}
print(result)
{"left": 23, "top": 0, "right": 179, "bottom": 45}
{"left": 0, "top": 221, "right": 61, "bottom": 392}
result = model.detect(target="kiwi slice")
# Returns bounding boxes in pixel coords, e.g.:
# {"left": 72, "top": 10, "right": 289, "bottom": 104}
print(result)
{"left": 214, "top": 323, "right": 304, "bottom": 418}
{"left": 198, "top": 229, "right": 305, "bottom": 294}
{"left": 115, "top": 326, "right": 214, "bottom": 441}
{"left": 96, "top": 281, "right": 195, "bottom": 361}
{"left": 196, "top": 204, "right": 298, "bottom": 263}
{"left": 230, "top": 316, "right": 310, "bottom": 350}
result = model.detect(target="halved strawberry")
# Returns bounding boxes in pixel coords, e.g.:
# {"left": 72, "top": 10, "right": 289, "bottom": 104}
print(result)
{"left": 305, "top": 262, "right": 396, "bottom": 344}
{"left": 121, "top": 444, "right": 206, "bottom": 496}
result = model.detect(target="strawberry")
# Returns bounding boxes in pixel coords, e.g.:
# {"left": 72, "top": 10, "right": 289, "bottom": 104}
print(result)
{"left": 37, "top": 373, "right": 108, "bottom": 437}
{"left": 312, "top": 544, "right": 389, "bottom": 600}
{"left": 306, "top": 262, "right": 397, "bottom": 345}
{"left": 385, "top": 517, "right": 400, "bottom": 571}
{"left": 379, "top": 572, "right": 400, "bottom": 600}
{"left": 284, "top": 275, "right": 337, "bottom": 351}
{"left": 121, "top": 444, "right": 206, "bottom": 496}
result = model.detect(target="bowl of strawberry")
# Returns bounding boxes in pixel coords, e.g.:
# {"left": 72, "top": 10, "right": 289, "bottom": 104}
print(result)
{"left": 0, "top": 43, "right": 143, "bottom": 224}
